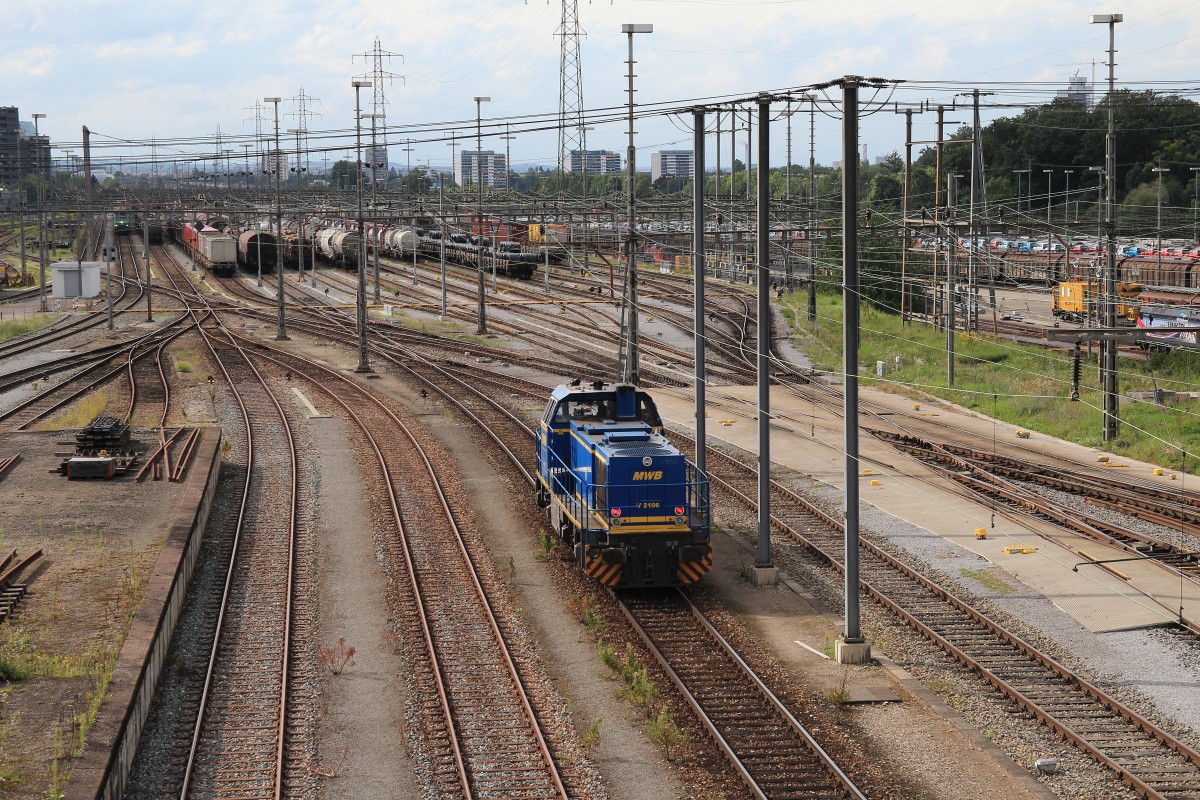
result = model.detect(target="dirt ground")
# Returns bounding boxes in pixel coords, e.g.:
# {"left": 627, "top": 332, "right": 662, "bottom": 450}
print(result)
{"left": 0, "top": 430, "right": 189, "bottom": 798}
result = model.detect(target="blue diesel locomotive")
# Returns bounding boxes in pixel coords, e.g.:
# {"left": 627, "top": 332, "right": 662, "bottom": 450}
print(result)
{"left": 536, "top": 381, "right": 712, "bottom": 588}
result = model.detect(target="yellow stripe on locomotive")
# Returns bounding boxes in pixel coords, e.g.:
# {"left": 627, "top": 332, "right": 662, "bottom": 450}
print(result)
{"left": 536, "top": 381, "right": 712, "bottom": 589}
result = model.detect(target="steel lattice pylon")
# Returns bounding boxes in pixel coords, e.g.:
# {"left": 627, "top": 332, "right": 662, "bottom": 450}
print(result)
{"left": 556, "top": 0, "right": 585, "bottom": 182}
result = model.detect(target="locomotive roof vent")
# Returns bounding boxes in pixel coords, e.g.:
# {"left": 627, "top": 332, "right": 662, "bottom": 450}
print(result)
{"left": 604, "top": 431, "right": 651, "bottom": 444}
{"left": 606, "top": 443, "right": 673, "bottom": 456}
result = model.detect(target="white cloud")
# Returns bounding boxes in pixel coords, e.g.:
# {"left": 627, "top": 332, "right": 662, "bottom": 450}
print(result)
{"left": 2, "top": 0, "right": 1196, "bottom": 167}
{"left": 2, "top": 45, "right": 56, "bottom": 78}
{"left": 95, "top": 35, "right": 206, "bottom": 60}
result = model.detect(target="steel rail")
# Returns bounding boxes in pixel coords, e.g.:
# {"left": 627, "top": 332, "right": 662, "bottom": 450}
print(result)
{"left": 688, "top": 431, "right": 1200, "bottom": 799}
{"left": 231, "top": 337, "right": 567, "bottom": 799}
{"left": 154, "top": 238, "right": 299, "bottom": 800}
{"left": 618, "top": 590, "right": 867, "bottom": 800}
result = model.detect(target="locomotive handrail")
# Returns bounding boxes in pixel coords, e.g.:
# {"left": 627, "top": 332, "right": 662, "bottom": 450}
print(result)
{"left": 540, "top": 442, "right": 710, "bottom": 532}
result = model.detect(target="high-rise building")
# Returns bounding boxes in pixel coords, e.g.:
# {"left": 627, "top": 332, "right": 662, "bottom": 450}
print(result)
{"left": 0, "top": 106, "right": 50, "bottom": 188}
{"left": 365, "top": 144, "right": 389, "bottom": 185}
{"left": 262, "top": 150, "right": 288, "bottom": 179}
{"left": 456, "top": 150, "right": 508, "bottom": 190}
{"left": 651, "top": 150, "right": 694, "bottom": 182}
{"left": 1057, "top": 73, "right": 1093, "bottom": 107}
{"left": 0, "top": 107, "right": 19, "bottom": 186}
{"left": 568, "top": 150, "right": 622, "bottom": 174}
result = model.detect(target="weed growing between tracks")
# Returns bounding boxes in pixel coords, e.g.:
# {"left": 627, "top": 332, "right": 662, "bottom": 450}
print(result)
{"left": 36, "top": 392, "right": 109, "bottom": 431}
{"left": 959, "top": 567, "right": 1016, "bottom": 594}
{"left": 534, "top": 528, "right": 557, "bottom": 561}
{"left": 784, "top": 291, "right": 1200, "bottom": 468}
{"left": 316, "top": 637, "right": 357, "bottom": 675}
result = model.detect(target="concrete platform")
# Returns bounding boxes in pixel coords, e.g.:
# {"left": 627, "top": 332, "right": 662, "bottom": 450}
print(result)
{"left": 654, "top": 383, "right": 1196, "bottom": 634}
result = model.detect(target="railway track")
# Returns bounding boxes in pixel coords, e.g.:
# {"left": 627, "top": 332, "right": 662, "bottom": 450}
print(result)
{"left": 677, "top": 427, "right": 1200, "bottom": 799}
{"left": 346, "top": 341, "right": 874, "bottom": 796}
{"left": 0, "top": 242, "right": 145, "bottom": 362}
{"left": 150, "top": 247, "right": 578, "bottom": 796}
{"left": 225, "top": 338, "right": 574, "bottom": 798}
{"left": 120, "top": 244, "right": 308, "bottom": 798}
{"left": 619, "top": 590, "right": 866, "bottom": 799}
{"left": 868, "top": 428, "right": 1200, "bottom": 576}
{"left": 0, "top": 326, "right": 194, "bottom": 431}
{"left": 142, "top": 235, "right": 1200, "bottom": 797}
{"left": 178, "top": 327, "right": 300, "bottom": 798}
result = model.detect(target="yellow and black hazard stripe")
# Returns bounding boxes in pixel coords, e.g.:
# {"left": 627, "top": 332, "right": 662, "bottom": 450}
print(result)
{"left": 676, "top": 549, "right": 713, "bottom": 585}
{"left": 584, "top": 552, "right": 623, "bottom": 586}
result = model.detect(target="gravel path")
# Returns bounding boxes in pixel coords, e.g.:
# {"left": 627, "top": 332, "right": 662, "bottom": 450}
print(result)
{"left": 308, "top": 413, "right": 420, "bottom": 799}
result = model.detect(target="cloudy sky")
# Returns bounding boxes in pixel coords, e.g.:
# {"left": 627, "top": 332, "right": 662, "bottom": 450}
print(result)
{"left": 4, "top": 0, "right": 1198, "bottom": 175}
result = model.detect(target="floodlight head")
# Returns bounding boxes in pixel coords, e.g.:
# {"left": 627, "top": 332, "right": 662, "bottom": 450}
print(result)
{"left": 352, "top": 80, "right": 371, "bottom": 88}
{"left": 1089, "top": 13, "right": 1123, "bottom": 23}
{"left": 32, "top": 113, "right": 45, "bottom": 119}
{"left": 474, "top": 96, "right": 491, "bottom": 103}
{"left": 622, "top": 23, "right": 653, "bottom": 33}
{"left": 264, "top": 96, "right": 281, "bottom": 103}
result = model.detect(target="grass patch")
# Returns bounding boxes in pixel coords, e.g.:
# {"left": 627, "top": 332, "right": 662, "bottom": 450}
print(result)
{"left": 534, "top": 528, "right": 556, "bottom": 561}
{"left": 960, "top": 567, "right": 1016, "bottom": 594}
{"left": 784, "top": 290, "right": 1200, "bottom": 469}
{"left": 0, "top": 316, "right": 55, "bottom": 342}
{"left": 0, "top": 628, "right": 109, "bottom": 682}
{"left": 581, "top": 717, "right": 602, "bottom": 753}
{"left": 645, "top": 705, "right": 690, "bottom": 762}
{"left": 37, "top": 392, "right": 109, "bottom": 431}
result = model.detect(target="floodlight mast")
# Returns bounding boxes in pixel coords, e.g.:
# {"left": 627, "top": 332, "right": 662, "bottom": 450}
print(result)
{"left": 618, "top": 23, "right": 652, "bottom": 386}
{"left": 352, "top": 79, "right": 373, "bottom": 373}
{"left": 1089, "top": 12, "right": 1122, "bottom": 440}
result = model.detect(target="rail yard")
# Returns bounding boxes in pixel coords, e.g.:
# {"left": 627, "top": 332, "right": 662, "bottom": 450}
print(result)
{"left": 6, "top": 4, "right": 1200, "bottom": 796}
{"left": 1, "top": 200, "right": 1199, "bottom": 800}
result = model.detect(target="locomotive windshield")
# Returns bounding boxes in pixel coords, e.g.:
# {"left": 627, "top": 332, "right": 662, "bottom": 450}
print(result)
{"left": 551, "top": 392, "right": 663, "bottom": 427}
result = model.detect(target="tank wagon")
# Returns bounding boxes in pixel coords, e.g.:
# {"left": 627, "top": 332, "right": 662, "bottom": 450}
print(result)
{"left": 316, "top": 228, "right": 361, "bottom": 268}
{"left": 535, "top": 381, "right": 712, "bottom": 588}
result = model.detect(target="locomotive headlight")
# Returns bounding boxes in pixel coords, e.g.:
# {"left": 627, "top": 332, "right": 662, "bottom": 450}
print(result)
{"left": 675, "top": 516, "right": 686, "bottom": 526}
{"left": 642, "top": 457, "right": 653, "bottom": 467}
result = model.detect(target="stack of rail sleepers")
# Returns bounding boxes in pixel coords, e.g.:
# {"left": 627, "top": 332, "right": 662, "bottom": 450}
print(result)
{"left": 76, "top": 415, "right": 130, "bottom": 453}
{"left": 0, "top": 548, "right": 42, "bottom": 626}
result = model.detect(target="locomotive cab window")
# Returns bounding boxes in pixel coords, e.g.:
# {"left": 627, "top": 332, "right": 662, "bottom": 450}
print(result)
{"left": 556, "top": 398, "right": 616, "bottom": 423}
{"left": 637, "top": 397, "right": 663, "bottom": 427}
